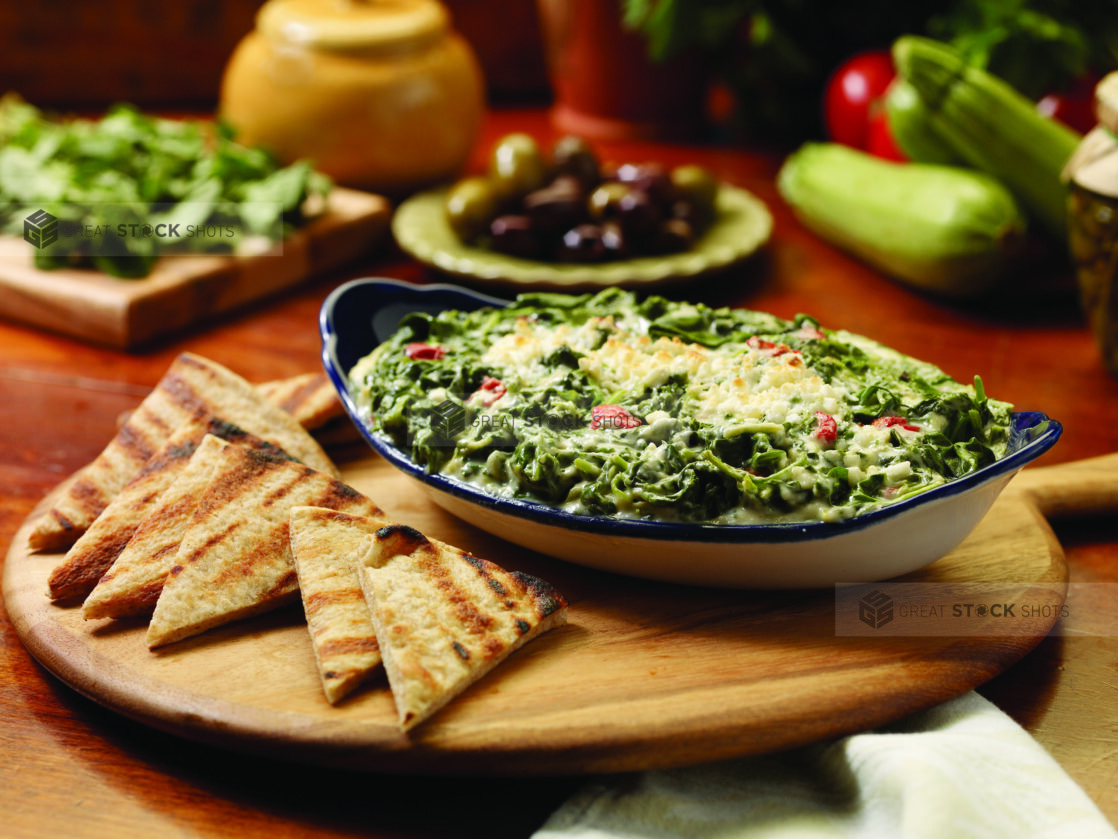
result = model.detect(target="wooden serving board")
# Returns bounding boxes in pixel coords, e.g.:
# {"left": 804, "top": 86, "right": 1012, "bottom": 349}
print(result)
{"left": 0, "top": 187, "right": 391, "bottom": 348}
{"left": 5, "top": 451, "right": 1117, "bottom": 777}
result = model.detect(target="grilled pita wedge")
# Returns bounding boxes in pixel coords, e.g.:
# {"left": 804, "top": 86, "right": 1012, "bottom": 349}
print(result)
{"left": 257, "top": 372, "right": 344, "bottom": 431}
{"left": 288, "top": 507, "right": 390, "bottom": 703}
{"left": 146, "top": 446, "right": 382, "bottom": 649}
{"left": 359, "top": 524, "right": 568, "bottom": 732}
{"left": 80, "top": 432, "right": 283, "bottom": 619}
{"left": 29, "top": 353, "right": 338, "bottom": 552}
{"left": 112, "top": 372, "right": 343, "bottom": 432}
{"left": 51, "top": 415, "right": 293, "bottom": 603}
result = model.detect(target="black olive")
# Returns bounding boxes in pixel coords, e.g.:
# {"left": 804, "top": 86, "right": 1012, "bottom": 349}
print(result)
{"left": 614, "top": 163, "right": 674, "bottom": 208}
{"left": 551, "top": 135, "right": 600, "bottom": 191}
{"left": 558, "top": 224, "right": 607, "bottom": 263}
{"left": 600, "top": 221, "right": 630, "bottom": 259}
{"left": 489, "top": 214, "right": 544, "bottom": 259}
{"left": 616, "top": 188, "right": 663, "bottom": 242}
{"left": 524, "top": 176, "right": 589, "bottom": 234}
{"left": 649, "top": 218, "right": 694, "bottom": 254}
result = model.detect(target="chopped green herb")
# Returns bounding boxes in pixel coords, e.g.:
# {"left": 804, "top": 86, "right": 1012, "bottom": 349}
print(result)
{"left": 0, "top": 94, "right": 331, "bottom": 278}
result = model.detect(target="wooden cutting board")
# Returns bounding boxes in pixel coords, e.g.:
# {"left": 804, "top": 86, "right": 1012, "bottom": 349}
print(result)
{"left": 0, "top": 187, "right": 391, "bottom": 348}
{"left": 5, "top": 451, "right": 1116, "bottom": 776}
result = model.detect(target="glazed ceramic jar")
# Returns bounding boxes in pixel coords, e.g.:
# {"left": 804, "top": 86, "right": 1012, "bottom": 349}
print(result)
{"left": 1064, "top": 72, "right": 1118, "bottom": 376}
{"left": 220, "top": 0, "right": 484, "bottom": 196}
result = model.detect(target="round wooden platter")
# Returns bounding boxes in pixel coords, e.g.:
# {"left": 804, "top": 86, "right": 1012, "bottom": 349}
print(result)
{"left": 8, "top": 451, "right": 1111, "bottom": 778}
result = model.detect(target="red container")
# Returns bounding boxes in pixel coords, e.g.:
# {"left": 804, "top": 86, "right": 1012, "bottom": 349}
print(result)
{"left": 536, "top": 0, "right": 711, "bottom": 140}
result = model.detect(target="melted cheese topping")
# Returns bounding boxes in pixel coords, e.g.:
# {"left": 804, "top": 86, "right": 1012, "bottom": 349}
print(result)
{"left": 483, "top": 317, "right": 848, "bottom": 432}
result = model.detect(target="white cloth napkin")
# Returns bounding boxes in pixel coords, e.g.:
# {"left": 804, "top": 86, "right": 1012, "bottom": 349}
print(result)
{"left": 533, "top": 691, "right": 1116, "bottom": 839}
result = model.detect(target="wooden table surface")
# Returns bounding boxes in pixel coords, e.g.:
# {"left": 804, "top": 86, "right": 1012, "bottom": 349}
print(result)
{"left": 2, "top": 108, "right": 1116, "bottom": 838}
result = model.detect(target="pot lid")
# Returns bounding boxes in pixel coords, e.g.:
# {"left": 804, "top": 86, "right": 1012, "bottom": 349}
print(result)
{"left": 1064, "top": 73, "right": 1118, "bottom": 196}
{"left": 1096, "top": 71, "right": 1118, "bottom": 134}
{"left": 257, "top": 0, "right": 449, "bottom": 52}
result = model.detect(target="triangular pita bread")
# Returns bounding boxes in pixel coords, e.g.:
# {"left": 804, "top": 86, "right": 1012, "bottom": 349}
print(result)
{"left": 257, "top": 372, "right": 345, "bottom": 431}
{"left": 288, "top": 507, "right": 389, "bottom": 703}
{"left": 146, "top": 446, "right": 382, "bottom": 648}
{"left": 359, "top": 524, "right": 568, "bottom": 731}
{"left": 29, "top": 353, "right": 338, "bottom": 552}
{"left": 51, "top": 414, "right": 295, "bottom": 603}
{"left": 81, "top": 433, "right": 270, "bottom": 619}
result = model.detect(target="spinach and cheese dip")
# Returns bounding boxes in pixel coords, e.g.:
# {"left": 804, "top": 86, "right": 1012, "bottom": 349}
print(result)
{"left": 349, "top": 289, "right": 1013, "bottom": 525}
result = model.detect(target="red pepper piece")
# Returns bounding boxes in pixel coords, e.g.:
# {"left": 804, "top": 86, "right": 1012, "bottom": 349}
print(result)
{"left": 813, "top": 411, "right": 838, "bottom": 443}
{"left": 470, "top": 376, "right": 507, "bottom": 407}
{"left": 747, "top": 336, "right": 797, "bottom": 356}
{"left": 591, "top": 404, "right": 642, "bottom": 430}
{"left": 872, "top": 416, "right": 921, "bottom": 432}
{"left": 794, "top": 323, "right": 826, "bottom": 341}
{"left": 404, "top": 342, "right": 447, "bottom": 360}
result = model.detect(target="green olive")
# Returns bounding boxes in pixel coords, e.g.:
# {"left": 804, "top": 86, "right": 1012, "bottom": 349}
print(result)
{"left": 670, "top": 164, "right": 720, "bottom": 219}
{"left": 445, "top": 176, "right": 500, "bottom": 242}
{"left": 489, "top": 133, "right": 547, "bottom": 201}
{"left": 551, "top": 135, "right": 600, "bottom": 188}
{"left": 588, "top": 181, "right": 630, "bottom": 221}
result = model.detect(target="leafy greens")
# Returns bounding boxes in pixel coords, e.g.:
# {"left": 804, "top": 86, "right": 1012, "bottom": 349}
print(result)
{"left": 350, "top": 289, "right": 1015, "bottom": 525}
{"left": 0, "top": 94, "right": 331, "bottom": 278}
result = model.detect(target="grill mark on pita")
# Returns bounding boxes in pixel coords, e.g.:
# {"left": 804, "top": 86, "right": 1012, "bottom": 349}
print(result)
{"left": 47, "top": 524, "right": 136, "bottom": 600}
{"left": 482, "top": 637, "right": 503, "bottom": 656}
{"left": 305, "top": 588, "right": 364, "bottom": 616}
{"left": 134, "top": 403, "right": 176, "bottom": 441}
{"left": 69, "top": 475, "right": 110, "bottom": 516}
{"left": 306, "top": 508, "right": 354, "bottom": 526}
{"left": 206, "top": 417, "right": 296, "bottom": 462}
{"left": 317, "top": 478, "right": 368, "bottom": 505}
{"left": 319, "top": 636, "right": 380, "bottom": 657}
{"left": 463, "top": 553, "right": 511, "bottom": 599}
{"left": 511, "top": 571, "right": 568, "bottom": 619}
{"left": 260, "top": 472, "right": 307, "bottom": 508}
{"left": 278, "top": 375, "right": 327, "bottom": 415}
{"left": 115, "top": 415, "right": 159, "bottom": 465}
{"left": 210, "top": 525, "right": 287, "bottom": 588}
{"left": 374, "top": 524, "right": 432, "bottom": 556}
{"left": 302, "top": 478, "right": 376, "bottom": 517}
{"left": 181, "top": 520, "right": 239, "bottom": 566}
{"left": 158, "top": 369, "right": 208, "bottom": 420}
{"left": 426, "top": 552, "right": 497, "bottom": 636}
{"left": 134, "top": 439, "right": 199, "bottom": 480}
{"left": 44, "top": 508, "right": 77, "bottom": 538}
{"left": 91, "top": 576, "right": 166, "bottom": 619}
{"left": 263, "top": 568, "right": 299, "bottom": 600}
{"left": 149, "top": 540, "right": 181, "bottom": 564}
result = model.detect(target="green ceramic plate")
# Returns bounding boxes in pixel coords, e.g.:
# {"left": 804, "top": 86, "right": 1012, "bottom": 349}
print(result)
{"left": 391, "top": 183, "right": 774, "bottom": 290}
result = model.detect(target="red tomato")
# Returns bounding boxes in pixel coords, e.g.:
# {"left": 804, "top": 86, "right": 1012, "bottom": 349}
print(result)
{"left": 865, "top": 102, "right": 908, "bottom": 162}
{"left": 1036, "top": 75, "right": 1098, "bottom": 134}
{"left": 824, "top": 51, "right": 898, "bottom": 150}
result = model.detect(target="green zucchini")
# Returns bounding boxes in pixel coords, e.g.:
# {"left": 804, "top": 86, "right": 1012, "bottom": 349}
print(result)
{"left": 777, "top": 142, "right": 1027, "bottom": 298}
{"left": 884, "top": 78, "right": 962, "bottom": 167}
{"left": 893, "top": 36, "right": 1081, "bottom": 242}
